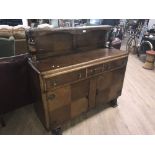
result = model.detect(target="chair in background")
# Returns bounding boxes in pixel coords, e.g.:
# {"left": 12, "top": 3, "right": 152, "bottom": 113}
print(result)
{"left": 0, "top": 36, "right": 15, "bottom": 57}
{"left": 0, "top": 54, "right": 32, "bottom": 127}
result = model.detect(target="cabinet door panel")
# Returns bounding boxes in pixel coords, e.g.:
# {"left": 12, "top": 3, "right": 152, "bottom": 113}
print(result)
{"left": 88, "top": 77, "right": 97, "bottom": 109}
{"left": 109, "top": 67, "right": 126, "bottom": 99}
{"left": 96, "top": 67, "right": 126, "bottom": 105}
{"left": 96, "top": 88, "right": 111, "bottom": 105}
{"left": 47, "top": 86, "right": 71, "bottom": 111}
{"left": 96, "top": 71, "right": 113, "bottom": 91}
{"left": 71, "top": 80, "right": 89, "bottom": 118}
{"left": 71, "top": 97, "right": 88, "bottom": 118}
{"left": 71, "top": 79, "right": 89, "bottom": 101}
{"left": 50, "top": 105, "right": 70, "bottom": 128}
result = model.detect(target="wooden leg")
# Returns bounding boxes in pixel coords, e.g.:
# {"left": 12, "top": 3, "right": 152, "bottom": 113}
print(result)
{"left": 51, "top": 126, "right": 62, "bottom": 135}
{"left": 0, "top": 115, "right": 6, "bottom": 127}
{"left": 110, "top": 98, "right": 118, "bottom": 108}
{"left": 137, "top": 46, "right": 140, "bottom": 57}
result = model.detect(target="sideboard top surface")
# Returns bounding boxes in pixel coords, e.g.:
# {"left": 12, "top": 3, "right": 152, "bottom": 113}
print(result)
{"left": 30, "top": 48, "right": 128, "bottom": 73}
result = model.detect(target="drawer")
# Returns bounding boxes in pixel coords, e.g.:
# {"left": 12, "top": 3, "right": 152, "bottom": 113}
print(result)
{"left": 110, "top": 58, "right": 127, "bottom": 70}
{"left": 103, "top": 58, "right": 127, "bottom": 71}
{"left": 87, "top": 64, "right": 103, "bottom": 77}
{"left": 46, "top": 69, "right": 86, "bottom": 90}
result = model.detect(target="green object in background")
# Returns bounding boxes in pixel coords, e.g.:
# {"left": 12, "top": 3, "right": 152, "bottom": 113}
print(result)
{"left": 0, "top": 36, "right": 15, "bottom": 58}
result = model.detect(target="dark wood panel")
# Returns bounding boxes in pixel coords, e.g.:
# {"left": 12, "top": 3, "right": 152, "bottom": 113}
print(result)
{"left": 71, "top": 79, "right": 89, "bottom": 101}
{"left": 88, "top": 78, "right": 97, "bottom": 109}
{"left": 36, "top": 32, "right": 73, "bottom": 53}
{"left": 96, "top": 88, "right": 111, "bottom": 105}
{"left": 109, "top": 67, "right": 126, "bottom": 98}
{"left": 47, "top": 86, "right": 71, "bottom": 111}
{"left": 96, "top": 72, "right": 113, "bottom": 91}
{"left": 76, "top": 30, "right": 106, "bottom": 49}
{"left": 87, "top": 64, "right": 103, "bottom": 77}
{"left": 50, "top": 105, "right": 70, "bottom": 128}
{"left": 96, "top": 67, "right": 126, "bottom": 105}
{"left": 46, "top": 69, "right": 86, "bottom": 90}
{"left": 71, "top": 97, "right": 88, "bottom": 118}
{"left": 27, "top": 26, "right": 128, "bottom": 132}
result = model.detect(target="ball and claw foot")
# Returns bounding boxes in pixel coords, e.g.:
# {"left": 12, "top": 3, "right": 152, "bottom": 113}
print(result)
{"left": 51, "top": 127, "right": 62, "bottom": 135}
{"left": 110, "top": 99, "right": 118, "bottom": 108}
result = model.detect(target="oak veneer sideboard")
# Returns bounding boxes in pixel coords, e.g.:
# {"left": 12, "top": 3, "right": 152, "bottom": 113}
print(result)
{"left": 26, "top": 26, "right": 128, "bottom": 134}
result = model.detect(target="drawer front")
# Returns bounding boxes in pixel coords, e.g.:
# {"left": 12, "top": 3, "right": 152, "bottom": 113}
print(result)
{"left": 46, "top": 69, "right": 86, "bottom": 90}
{"left": 87, "top": 64, "right": 103, "bottom": 77}
{"left": 109, "top": 58, "right": 127, "bottom": 70}
{"left": 87, "top": 58, "right": 127, "bottom": 77}
{"left": 103, "top": 58, "right": 127, "bottom": 71}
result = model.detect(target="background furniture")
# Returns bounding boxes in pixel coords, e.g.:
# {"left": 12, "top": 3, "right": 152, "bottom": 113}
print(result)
{"left": 143, "top": 50, "right": 155, "bottom": 69}
{"left": 0, "top": 19, "right": 23, "bottom": 26}
{"left": 27, "top": 26, "right": 128, "bottom": 134}
{"left": 0, "top": 25, "right": 29, "bottom": 55}
{"left": 0, "top": 54, "right": 32, "bottom": 126}
{"left": 0, "top": 36, "right": 15, "bottom": 57}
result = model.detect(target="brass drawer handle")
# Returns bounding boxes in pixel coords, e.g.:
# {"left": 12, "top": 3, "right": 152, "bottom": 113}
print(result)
{"left": 88, "top": 68, "right": 101, "bottom": 75}
{"left": 48, "top": 94, "right": 56, "bottom": 100}
{"left": 78, "top": 73, "right": 82, "bottom": 79}
{"left": 103, "top": 64, "right": 108, "bottom": 70}
{"left": 53, "top": 81, "right": 57, "bottom": 86}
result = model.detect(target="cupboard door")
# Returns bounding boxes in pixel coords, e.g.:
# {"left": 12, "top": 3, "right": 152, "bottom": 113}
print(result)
{"left": 47, "top": 85, "right": 71, "bottom": 111}
{"left": 71, "top": 79, "right": 89, "bottom": 101}
{"left": 88, "top": 77, "right": 97, "bottom": 109}
{"left": 96, "top": 71, "right": 113, "bottom": 105}
{"left": 71, "top": 80, "right": 89, "bottom": 118}
{"left": 50, "top": 105, "right": 70, "bottom": 128}
{"left": 71, "top": 98, "right": 88, "bottom": 118}
{"left": 96, "top": 67, "right": 126, "bottom": 105}
{"left": 108, "top": 67, "right": 126, "bottom": 99}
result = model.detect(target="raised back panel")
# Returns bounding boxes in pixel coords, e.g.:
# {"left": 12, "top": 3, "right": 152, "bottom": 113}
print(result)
{"left": 76, "top": 30, "right": 106, "bottom": 50}
{"left": 35, "top": 32, "right": 73, "bottom": 53}
{"left": 26, "top": 26, "right": 112, "bottom": 59}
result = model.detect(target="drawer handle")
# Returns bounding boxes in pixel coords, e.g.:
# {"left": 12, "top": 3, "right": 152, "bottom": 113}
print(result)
{"left": 89, "top": 69, "right": 96, "bottom": 75}
{"left": 53, "top": 80, "right": 57, "bottom": 87}
{"left": 78, "top": 73, "right": 82, "bottom": 79}
{"left": 48, "top": 94, "right": 56, "bottom": 100}
{"left": 104, "top": 64, "right": 110, "bottom": 70}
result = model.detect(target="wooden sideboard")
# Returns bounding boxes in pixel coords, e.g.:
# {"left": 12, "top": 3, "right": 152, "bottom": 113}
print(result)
{"left": 26, "top": 26, "right": 128, "bottom": 134}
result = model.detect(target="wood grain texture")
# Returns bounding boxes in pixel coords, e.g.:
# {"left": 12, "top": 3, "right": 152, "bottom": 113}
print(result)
{"left": 27, "top": 26, "right": 127, "bottom": 132}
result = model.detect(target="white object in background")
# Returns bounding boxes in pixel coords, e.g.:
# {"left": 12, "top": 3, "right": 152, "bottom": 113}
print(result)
{"left": 37, "top": 24, "right": 54, "bottom": 29}
{"left": 149, "top": 35, "right": 154, "bottom": 38}
{"left": 22, "top": 19, "right": 28, "bottom": 26}
{"left": 148, "top": 19, "right": 155, "bottom": 29}
{"left": 0, "top": 25, "right": 12, "bottom": 29}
